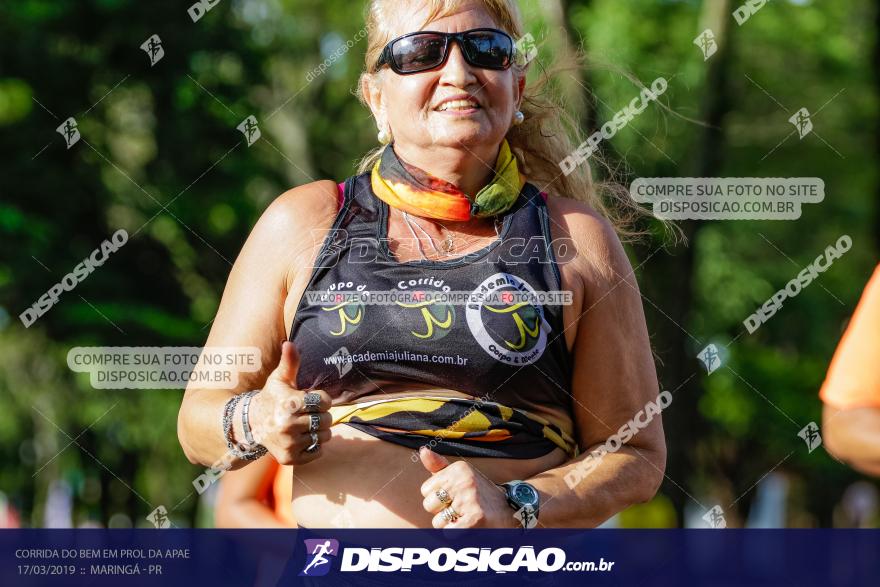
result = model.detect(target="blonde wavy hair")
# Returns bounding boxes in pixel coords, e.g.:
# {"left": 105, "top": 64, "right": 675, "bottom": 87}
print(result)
{"left": 355, "top": 0, "right": 640, "bottom": 237}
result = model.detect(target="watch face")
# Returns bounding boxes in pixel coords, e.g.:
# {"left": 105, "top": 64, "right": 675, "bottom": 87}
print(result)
{"left": 512, "top": 483, "right": 539, "bottom": 506}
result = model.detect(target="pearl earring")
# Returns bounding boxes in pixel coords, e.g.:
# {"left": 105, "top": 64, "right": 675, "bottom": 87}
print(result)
{"left": 513, "top": 111, "right": 525, "bottom": 126}
{"left": 377, "top": 127, "right": 392, "bottom": 145}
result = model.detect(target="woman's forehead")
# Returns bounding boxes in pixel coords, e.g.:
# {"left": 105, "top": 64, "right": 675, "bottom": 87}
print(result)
{"left": 388, "top": 2, "right": 499, "bottom": 36}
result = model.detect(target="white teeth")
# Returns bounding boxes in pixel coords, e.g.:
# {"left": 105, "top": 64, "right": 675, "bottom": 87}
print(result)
{"left": 438, "top": 99, "right": 479, "bottom": 111}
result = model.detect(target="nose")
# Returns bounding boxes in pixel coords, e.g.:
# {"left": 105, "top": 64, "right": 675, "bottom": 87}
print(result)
{"left": 438, "top": 40, "right": 478, "bottom": 87}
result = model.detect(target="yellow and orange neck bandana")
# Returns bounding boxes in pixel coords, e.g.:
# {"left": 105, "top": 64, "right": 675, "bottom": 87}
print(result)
{"left": 370, "top": 140, "right": 526, "bottom": 222}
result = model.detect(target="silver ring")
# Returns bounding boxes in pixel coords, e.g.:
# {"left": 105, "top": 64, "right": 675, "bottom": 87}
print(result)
{"left": 308, "top": 413, "right": 321, "bottom": 433}
{"left": 436, "top": 488, "right": 452, "bottom": 506}
{"left": 441, "top": 506, "right": 460, "bottom": 524}
{"left": 303, "top": 392, "right": 321, "bottom": 413}
{"left": 305, "top": 431, "right": 320, "bottom": 453}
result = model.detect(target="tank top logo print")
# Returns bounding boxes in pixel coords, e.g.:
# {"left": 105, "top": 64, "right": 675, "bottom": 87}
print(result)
{"left": 317, "top": 281, "right": 368, "bottom": 337}
{"left": 395, "top": 278, "right": 456, "bottom": 342}
{"left": 466, "top": 272, "right": 551, "bottom": 366}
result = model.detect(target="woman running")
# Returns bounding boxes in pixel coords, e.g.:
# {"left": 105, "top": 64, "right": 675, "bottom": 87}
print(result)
{"left": 178, "top": 0, "right": 666, "bottom": 528}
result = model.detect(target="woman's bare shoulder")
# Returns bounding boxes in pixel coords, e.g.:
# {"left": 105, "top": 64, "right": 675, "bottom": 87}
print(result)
{"left": 544, "top": 193, "right": 612, "bottom": 234}
{"left": 258, "top": 180, "right": 340, "bottom": 237}
{"left": 543, "top": 193, "right": 629, "bottom": 289}
{"left": 231, "top": 180, "right": 340, "bottom": 286}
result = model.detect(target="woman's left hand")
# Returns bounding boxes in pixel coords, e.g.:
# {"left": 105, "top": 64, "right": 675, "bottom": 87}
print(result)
{"left": 418, "top": 446, "right": 518, "bottom": 528}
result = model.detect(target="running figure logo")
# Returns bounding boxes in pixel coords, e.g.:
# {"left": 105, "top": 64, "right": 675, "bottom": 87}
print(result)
{"left": 237, "top": 115, "right": 262, "bottom": 147}
{"left": 146, "top": 505, "right": 171, "bottom": 529}
{"left": 514, "top": 33, "right": 538, "bottom": 66}
{"left": 788, "top": 107, "right": 813, "bottom": 139}
{"left": 697, "top": 344, "right": 721, "bottom": 375}
{"left": 140, "top": 34, "right": 164, "bottom": 66}
{"left": 798, "top": 421, "right": 822, "bottom": 453}
{"left": 693, "top": 29, "right": 717, "bottom": 61}
{"left": 702, "top": 505, "right": 727, "bottom": 529}
{"left": 300, "top": 538, "right": 339, "bottom": 577}
{"left": 56, "top": 117, "right": 80, "bottom": 149}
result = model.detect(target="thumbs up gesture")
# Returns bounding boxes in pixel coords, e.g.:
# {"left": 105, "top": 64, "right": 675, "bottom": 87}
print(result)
{"left": 247, "top": 341, "right": 333, "bottom": 465}
{"left": 418, "top": 446, "right": 517, "bottom": 528}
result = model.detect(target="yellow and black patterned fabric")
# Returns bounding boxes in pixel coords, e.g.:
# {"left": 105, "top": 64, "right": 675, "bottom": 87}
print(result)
{"left": 329, "top": 396, "right": 579, "bottom": 459}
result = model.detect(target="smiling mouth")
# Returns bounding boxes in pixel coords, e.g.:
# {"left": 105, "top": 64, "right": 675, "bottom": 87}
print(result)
{"left": 436, "top": 99, "right": 481, "bottom": 112}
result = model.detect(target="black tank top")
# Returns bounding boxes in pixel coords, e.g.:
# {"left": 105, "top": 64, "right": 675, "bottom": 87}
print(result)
{"left": 289, "top": 172, "right": 575, "bottom": 432}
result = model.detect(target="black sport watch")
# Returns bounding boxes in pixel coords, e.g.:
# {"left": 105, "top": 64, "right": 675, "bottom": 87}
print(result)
{"left": 500, "top": 480, "right": 540, "bottom": 529}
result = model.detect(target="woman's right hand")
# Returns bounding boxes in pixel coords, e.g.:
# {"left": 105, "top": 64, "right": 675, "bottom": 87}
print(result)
{"left": 248, "top": 341, "right": 333, "bottom": 465}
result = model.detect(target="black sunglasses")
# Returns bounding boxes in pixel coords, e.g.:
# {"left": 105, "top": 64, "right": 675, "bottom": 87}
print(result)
{"left": 374, "top": 27, "right": 515, "bottom": 75}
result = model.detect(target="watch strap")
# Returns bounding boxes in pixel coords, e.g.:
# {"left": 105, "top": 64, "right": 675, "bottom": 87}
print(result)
{"left": 502, "top": 481, "right": 540, "bottom": 529}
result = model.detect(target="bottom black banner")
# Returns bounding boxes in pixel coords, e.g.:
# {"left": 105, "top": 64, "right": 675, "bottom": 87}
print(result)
{"left": 1, "top": 529, "right": 878, "bottom": 586}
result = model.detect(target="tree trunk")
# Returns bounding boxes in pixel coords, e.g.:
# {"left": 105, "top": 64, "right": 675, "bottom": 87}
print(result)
{"left": 538, "top": 0, "right": 595, "bottom": 131}
{"left": 635, "top": 0, "right": 734, "bottom": 526}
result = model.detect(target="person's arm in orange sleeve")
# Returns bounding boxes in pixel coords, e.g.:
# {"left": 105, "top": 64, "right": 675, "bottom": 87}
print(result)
{"left": 820, "top": 265, "right": 880, "bottom": 477}
{"left": 215, "top": 456, "right": 293, "bottom": 528}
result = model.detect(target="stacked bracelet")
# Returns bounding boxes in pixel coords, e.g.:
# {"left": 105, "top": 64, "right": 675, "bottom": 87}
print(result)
{"left": 222, "top": 393, "right": 267, "bottom": 461}
{"left": 241, "top": 390, "right": 259, "bottom": 445}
